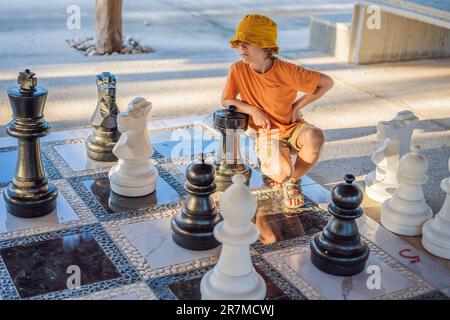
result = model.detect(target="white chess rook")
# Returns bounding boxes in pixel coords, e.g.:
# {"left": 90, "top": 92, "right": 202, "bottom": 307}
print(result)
{"left": 365, "top": 110, "right": 419, "bottom": 203}
{"left": 200, "top": 174, "right": 266, "bottom": 300}
{"left": 109, "top": 97, "right": 158, "bottom": 197}
{"left": 381, "top": 145, "right": 432, "bottom": 236}
{"left": 422, "top": 157, "right": 450, "bottom": 259}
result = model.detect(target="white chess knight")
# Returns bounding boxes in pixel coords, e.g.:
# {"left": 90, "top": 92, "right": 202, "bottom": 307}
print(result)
{"left": 108, "top": 97, "right": 158, "bottom": 197}
{"left": 365, "top": 110, "right": 419, "bottom": 203}
{"left": 200, "top": 174, "right": 266, "bottom": 300}
{"left": 381, "top": 145, "right": 432, "bottom": 236}
{"left": 422, "top": 157, "right": 450, "bottom": 259}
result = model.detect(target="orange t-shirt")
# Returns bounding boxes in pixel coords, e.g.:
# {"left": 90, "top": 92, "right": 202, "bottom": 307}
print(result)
{"left": 223, "top": 59, "right": 321, "bottom": 139}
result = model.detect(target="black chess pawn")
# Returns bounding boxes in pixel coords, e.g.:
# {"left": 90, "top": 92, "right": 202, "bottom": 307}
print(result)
{"left": 171, "top": 158, "right": 222, "bottom": 250}
{"left": 3, "top": 69, "right": 58, "bottom": 218}
{"left": 310, "top": 174, "right": 369, "bottom": 276}
{"left": 213, "top": 105, "right": 252, "bottom": 191}
{"left": 85, "top": 72, "right": 120, "bottom": 162}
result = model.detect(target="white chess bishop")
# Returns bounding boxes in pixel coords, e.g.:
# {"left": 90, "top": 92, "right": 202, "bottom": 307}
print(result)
{"left": 108, "top": 97, "right": 158, "bottom": 197}
{"left": 365, "top": 110, "right": 419, "bottom": 203}
{"left": 422, "top": 157, "right": 450, "bottom": 259}
{"left": 200, "top": 174, "right": 266, "bottom": 300}
{"left": 381, "top": 145, "right": 432, "bottom": 236}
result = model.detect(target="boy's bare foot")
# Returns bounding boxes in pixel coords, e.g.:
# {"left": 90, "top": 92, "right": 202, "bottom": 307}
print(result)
{"left": 282, "top": 178, "right": 304, "bottom": 209}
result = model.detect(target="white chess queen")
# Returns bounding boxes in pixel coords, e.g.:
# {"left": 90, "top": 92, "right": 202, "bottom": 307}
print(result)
{"left": 108, "top": 97, "right": 158, "bottom": 197}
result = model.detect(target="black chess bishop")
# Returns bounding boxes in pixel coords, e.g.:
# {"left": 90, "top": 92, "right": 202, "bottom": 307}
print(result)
{"left": 310, "top": 174, "right": 369, "bottom": 276}
{"left": 3, "top": 69, "right": 58, "bottom": 218}
{"left": 171, "top": 157, "right": 222, "bottom": 250}
{"left": 85, "top": 72, "right": 120, "bottom": 162}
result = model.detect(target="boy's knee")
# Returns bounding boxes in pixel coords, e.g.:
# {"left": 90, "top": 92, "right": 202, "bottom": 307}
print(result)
{"left": 261, "top": 159, "right": 292, "bottom": 183}
{"left": 300, "top": 128, "right": 325, "bottom": 150}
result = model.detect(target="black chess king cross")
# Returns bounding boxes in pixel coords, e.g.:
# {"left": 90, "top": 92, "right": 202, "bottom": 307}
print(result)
{"left": 310, "top": 174, "right": 370, "bottom": 276}
{"left": 85, "top": 72, "right": 120, "bottom": 162}
{"left": 171, "top": 157, "right": 222, "bottom": 250}
{"left": 213, "top": 105, "right": 251, "bottom": 191}
{"left": 3, "top": 69, "right": 58, "bottom": 218}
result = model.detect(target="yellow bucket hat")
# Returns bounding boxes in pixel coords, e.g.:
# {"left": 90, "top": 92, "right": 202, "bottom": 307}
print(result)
{"left": 230, "top": 14, "right": 279, "bottom": 54}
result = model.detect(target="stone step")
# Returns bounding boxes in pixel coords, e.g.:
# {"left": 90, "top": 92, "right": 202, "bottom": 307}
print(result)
{"left": 309, "top": 13, "right": 353, "bottom": 62}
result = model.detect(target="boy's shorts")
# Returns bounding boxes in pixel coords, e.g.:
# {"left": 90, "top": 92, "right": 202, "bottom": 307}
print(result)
{"left": 252, "top": 122, "right": 316, "bottom": 161}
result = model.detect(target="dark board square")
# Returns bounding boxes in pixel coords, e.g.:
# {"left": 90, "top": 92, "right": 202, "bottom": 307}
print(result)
{"left": 168, "top": 266, "right": 289, "bottom": 300}
{"left": 255, "top": 198, "right": 328, "bottom": 244}
{"left": 0, "top": 231, "right": 121, "bottom": 298}
{"left": 83, "top": 175, "right": 181, "bottom": 213}
{"left": 153, "top": 139, "right": 216, "bottom": 160}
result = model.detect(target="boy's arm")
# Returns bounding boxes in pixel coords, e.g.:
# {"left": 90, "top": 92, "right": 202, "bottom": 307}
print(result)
{"left": 222, "top": 94, "right": 272, "bottom": 129}
{"left": 292, "top": 73, "right": 334, "bottom": 116}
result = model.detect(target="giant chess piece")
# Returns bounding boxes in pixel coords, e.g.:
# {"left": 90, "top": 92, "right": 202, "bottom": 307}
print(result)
{"left": 310, "top": 174, "right": 369, "bottom": 276}
{"left": 85, "top": 72, "right": 120, "bottom": 162}
{"left": 171, "top": 157, "right": 222, "bottom": 250}
{"left": 381, "top": 145, "right": 432, "bottom": 236}
{"left": 422, "top": 157, "right": 450, "bottom": 259}
{"left": 213, "top": 105, "right": 252, "bottom": 191}
{"left": 3, "top": 69, "right": 58, "bottom": 218}
{"left": 108, "top": 97, "right": 158, "bottom": 197}
{"left": 365, "top": 110, "right": 419, "bottom": 202}
{"left": 200, "top": 174, "right": 266, "bottom": 300}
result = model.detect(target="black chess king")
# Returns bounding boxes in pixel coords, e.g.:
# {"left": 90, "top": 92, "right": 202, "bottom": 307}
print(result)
{"left": 3, "top": 70, "right": 58, "bottom": 218}
{"left": 310, "top": 174, "right": 369, "bottom": 276}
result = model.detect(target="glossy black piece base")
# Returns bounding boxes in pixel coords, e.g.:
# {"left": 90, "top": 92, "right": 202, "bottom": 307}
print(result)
{"left": 171, "top": 210, "right": 222, "bottom": 250}
{"left": 85, "top": 130, "right": 120, "bottom": 162}
{"left": 310, "top": 235, "right": 369, "bottom": 276}
{"left": 4, "top": 183, "right": 58, "bottom": 218}
{"left": 214, "top": 163, "right": 252, "bottom": 192}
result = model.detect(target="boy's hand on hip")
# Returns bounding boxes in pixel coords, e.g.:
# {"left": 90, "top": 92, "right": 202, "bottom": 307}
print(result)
{"left": 291, "top": 107, "right": 304, "bottom": 123}
{"left": 251, "top": 107, "right": 271, "bottom": 129}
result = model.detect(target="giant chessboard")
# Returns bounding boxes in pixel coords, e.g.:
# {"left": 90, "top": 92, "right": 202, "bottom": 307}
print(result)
{"left": 0, "top": 115, "right": 449, "bottom": 300}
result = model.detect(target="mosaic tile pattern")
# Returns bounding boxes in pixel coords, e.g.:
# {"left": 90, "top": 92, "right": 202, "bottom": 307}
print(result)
{"left": 0, "top": 122, "right": 447, "bottom": 300}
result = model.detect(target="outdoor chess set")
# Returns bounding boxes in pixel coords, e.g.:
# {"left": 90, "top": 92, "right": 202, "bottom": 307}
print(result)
{"left": 0, "top": 70, "right": 449, "bottom": 300}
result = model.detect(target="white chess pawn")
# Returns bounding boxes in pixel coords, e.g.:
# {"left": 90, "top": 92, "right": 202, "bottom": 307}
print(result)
{"left": 381, "top": 145, "right": 432, "bottom": 236}
{"left": 108, "top": 97, "right": 158, "bottom": 197}
{"left": 200, "top": 174, "right": 266, "bottom": 300}
{"left": 422, "top": 157, "right": 450, "bottom": 259}
{"left": 365, "top": 110, "right": 419, "bottom": 203}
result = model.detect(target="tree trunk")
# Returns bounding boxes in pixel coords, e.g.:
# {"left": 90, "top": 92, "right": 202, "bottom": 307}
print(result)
{"left": 96, "top": 0, "right": 123, "bottom": 54}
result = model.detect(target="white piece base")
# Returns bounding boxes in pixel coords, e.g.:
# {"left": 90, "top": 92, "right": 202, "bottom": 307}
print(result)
{"left": 381, "top": 199, "right": 432, "bottom": 236}
{"left": 200, "top": 267, "right": 266, "bottom": 300}
{"left": 365, "top": 171, "right": 397, "bottom": 203}
{"left": 422, "top": 219, "right": 450, "bottom": 259}
{"left": 109, "top": 164, "right": 158, "bottom": 197}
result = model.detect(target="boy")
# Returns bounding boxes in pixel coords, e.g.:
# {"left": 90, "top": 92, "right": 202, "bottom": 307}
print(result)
{"left": 221, "top": 14, "right": 333, "bottom": 209}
